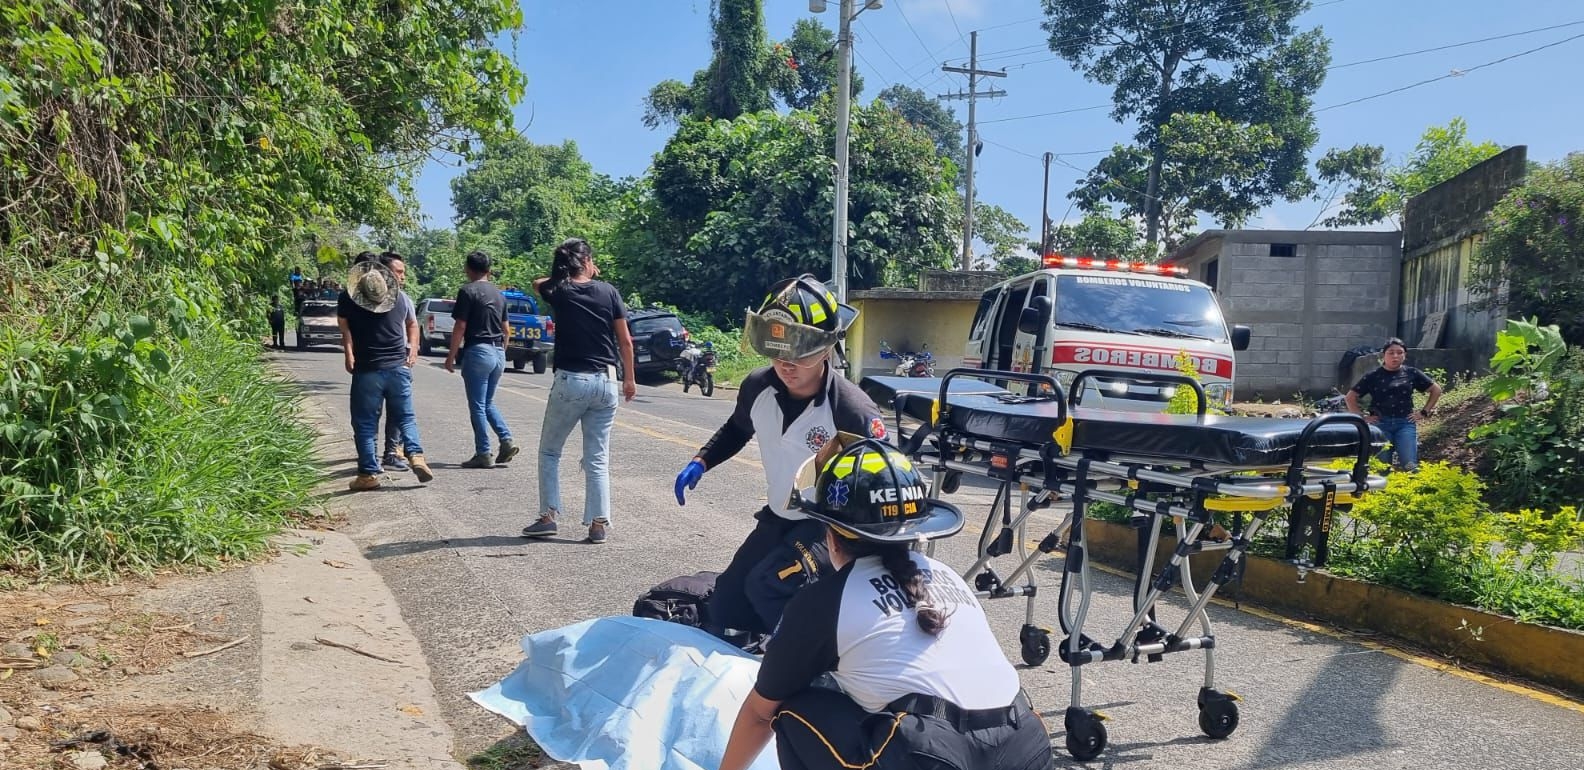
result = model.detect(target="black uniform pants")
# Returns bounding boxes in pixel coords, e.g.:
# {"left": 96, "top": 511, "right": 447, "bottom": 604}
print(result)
{"left": 772, "top": 687, "right": 1055, "bottom": 770}
{"left": 270, "top": 322, "right": 286, "bottom": 348}
{"left": 707, "top": 508, "right": 830, "bottom": 637}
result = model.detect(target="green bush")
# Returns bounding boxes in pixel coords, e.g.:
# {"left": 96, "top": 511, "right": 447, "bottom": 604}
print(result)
{"left": 0, "top": 311, "right": 317, "bottom": 578}
{"left": 1470, "top": 319, "right": 1584, "bottom": 510}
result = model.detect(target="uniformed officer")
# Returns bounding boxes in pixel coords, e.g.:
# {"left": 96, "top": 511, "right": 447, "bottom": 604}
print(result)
{"left": 673, "top": 275, "right": 889, "bottom": 641}
{"left": 718, "top": 437, "right": 1055, "bottom": 770}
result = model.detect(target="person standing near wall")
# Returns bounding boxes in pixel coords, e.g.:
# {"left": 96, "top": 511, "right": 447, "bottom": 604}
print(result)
{"left": 1345, "top": 337, "right": 1443, "bottom": 470}
{"left": 521, "top": 238, "right": 636, "bottom": 545}
{"left": 445, "top": 251, "right": 518, "bottom": 469}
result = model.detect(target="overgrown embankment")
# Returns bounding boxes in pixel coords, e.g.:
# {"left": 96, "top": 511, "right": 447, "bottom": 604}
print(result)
{"left": 1, "top": 1, "right": 525, "bottom": 577}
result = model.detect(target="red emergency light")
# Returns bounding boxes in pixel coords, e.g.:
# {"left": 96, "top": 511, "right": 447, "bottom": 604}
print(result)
{"left": 1041, "top": 254, "right": 1188, "bottom": 277}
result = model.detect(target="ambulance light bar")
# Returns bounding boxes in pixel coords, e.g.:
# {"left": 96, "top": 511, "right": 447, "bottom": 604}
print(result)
{"left": 1041, "top": 255, "right": 1189, "bottom": 277}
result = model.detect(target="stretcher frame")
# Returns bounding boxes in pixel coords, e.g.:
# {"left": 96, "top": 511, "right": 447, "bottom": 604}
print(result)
{"left": 877, "top": 368, "right": 1386, "bottom": 761}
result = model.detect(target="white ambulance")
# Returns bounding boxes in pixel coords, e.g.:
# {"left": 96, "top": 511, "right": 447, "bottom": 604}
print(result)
{"left": 963, "top": 256, "right": 1251, "bottom": 411}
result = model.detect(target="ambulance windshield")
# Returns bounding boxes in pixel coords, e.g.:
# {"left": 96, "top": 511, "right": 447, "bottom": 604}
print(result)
{"left": 1054, "top": 275, "right": 1227, "bottom": 343}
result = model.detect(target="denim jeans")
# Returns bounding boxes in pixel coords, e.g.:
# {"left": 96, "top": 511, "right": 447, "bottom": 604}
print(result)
{"left": 538, "top": 370, "right": 618, "bottom": 525}
{"left": 350, "top": 366, "right": 423, "bottom": 475}
{"left": 461, "top": 344, "right": 512, "bottom": 456}
{"left": 1376, "top": 416, "right": 1418, "bottom": 470}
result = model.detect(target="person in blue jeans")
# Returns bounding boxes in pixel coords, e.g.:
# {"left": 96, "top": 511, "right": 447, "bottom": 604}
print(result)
{"left": 337, "top": 256, "right": 434, "bottom": 491}
{"left": 444, "top": 251, "right": 519, "bottom": 468}
{"left": 521, "top": 238, "right": 636, "bottom": 544}
{"left": 1346, "top": 337, "right": 1442, "bottom": 470}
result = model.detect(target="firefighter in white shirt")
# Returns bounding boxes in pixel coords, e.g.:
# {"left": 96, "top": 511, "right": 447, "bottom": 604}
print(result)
{"left": 673, "top": 275, "right": 887, "bottom": 640}
{"left": 717, "top": 436, "right": 1055, "bottom": 770}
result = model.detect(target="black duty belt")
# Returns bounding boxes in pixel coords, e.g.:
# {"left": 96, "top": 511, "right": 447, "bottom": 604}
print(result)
{"left": 885, "top": 690, "right": 1031, "bottom": 731}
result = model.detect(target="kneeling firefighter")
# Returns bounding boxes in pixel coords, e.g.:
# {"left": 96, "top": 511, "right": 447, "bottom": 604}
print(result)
{"left": 672, "top": 275, "right": 887, "bottom": 641}
{"left": 717, "top": 436, "right": 1056, "bottom": 770}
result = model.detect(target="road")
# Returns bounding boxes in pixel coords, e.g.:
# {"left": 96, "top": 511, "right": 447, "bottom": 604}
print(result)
{"left": 273, "top": 338, "right": 1583, "bottom": 769}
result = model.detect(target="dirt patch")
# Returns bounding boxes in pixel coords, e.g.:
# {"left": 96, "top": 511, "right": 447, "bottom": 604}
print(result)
{"left": 0, "top": 583, "right": 337, "bottom": 770}
{"left": 1418, "top": 393, "right": 1498, "bottom": 473}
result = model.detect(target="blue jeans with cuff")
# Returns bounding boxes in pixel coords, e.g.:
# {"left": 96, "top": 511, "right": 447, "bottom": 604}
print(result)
{"left": 538, "top": 370, "right": 618, "bottom": 525}
{"left": 461, "top": 343, "right": 512, "bottom": 456}
{"left": 350, "top": 366, "right": 422, "bottom": 475}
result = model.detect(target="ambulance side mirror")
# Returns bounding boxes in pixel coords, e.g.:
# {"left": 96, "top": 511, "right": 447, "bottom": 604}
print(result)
{"left": 1018, "top": 296, "right": 1052, "bottom": 335}
{"left": 1230, "top": 325, "right": 1252, "bottom": 351}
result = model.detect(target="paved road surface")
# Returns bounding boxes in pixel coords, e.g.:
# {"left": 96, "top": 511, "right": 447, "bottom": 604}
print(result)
{"left": 273, "top": 338, "right": 1583, "bottom": 769}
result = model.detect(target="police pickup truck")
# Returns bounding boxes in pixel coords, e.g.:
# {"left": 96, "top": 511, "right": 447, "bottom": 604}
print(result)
{"left": 504, "top": 289, "right": 555, "bottom": 373}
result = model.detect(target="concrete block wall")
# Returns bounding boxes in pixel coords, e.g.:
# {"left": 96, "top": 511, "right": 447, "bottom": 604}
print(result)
{"left": 1171, "top": 230, "right": 1404, "bottom": 399}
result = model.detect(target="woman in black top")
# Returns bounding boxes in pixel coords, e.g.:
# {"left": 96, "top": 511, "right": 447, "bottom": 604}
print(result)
{"left": 718, "top": 437, "right": 1054, "bottom": 770}
{"left": 1345, "top": 337, "right": 1442, "bottom": 470}
{"left": 522, "top": 239, "right": 637, "bottom": 544}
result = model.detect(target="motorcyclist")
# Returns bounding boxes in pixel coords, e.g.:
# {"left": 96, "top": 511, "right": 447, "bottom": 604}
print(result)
{"left": 673, "top": 275, "right": 888, "bottom": 641}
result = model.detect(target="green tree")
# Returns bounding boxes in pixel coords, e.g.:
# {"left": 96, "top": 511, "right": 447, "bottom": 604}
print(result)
{"left": 1471, "top": 155, "right": 1584, "bottom": 344}
{"left": 772, "top": 19, "right": 861, "bottom": 110}
{"left": 1315, "top": 118, "right": 1503, "bottom": 228}
{"left": 970, "top": 203, "right": 1029, "bottom": 269}
{"left": 1043, "top": 0, "right": 1329, "bottom": 246}
{"left": 1048, "top": 209, "right": 1142, "bottom": 259}
{"left": 876, "top": 84, "right": 965, "bottom": 176}
{"left": 618, "top": 105, "right": 956, "bottom": 322}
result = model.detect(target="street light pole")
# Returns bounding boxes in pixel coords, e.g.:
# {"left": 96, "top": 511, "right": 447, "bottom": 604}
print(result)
{"left": 830, "top": 0, "right": 854, "bottom": 302}
{"left": 1041, "top": 151, "right": 1053, "bottom": 255}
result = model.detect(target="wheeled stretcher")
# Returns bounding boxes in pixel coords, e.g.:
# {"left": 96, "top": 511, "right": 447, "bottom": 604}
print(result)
{"left": 860, "top": 368, "right": 1387, "bottom": 761}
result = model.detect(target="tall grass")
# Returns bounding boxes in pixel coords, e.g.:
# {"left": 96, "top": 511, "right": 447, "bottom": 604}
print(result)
{"left": 0, "top": 315, "right": 318, "bottom": 578}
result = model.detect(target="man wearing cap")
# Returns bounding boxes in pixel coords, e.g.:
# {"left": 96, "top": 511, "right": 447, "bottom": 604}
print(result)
{"left": 672, "top": 274, "right": 888, "bottom": 641}
{"left": 338, "top": 254, "right": 435, "bottom": 491}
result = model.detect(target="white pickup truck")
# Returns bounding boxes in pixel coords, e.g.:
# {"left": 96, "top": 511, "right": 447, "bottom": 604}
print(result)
{"left": 415, "top": 298, "right": 456, "bottom": 356}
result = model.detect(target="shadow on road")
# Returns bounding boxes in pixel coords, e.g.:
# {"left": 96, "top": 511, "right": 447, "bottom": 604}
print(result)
{"left": 364, "top": 534, "right": 590, "bottom": 560}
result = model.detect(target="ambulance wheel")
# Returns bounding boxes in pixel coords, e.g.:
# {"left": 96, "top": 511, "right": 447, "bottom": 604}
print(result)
{"left": 1064, "top": 708, "right": 1107, "bottom": 762}
{"left": 1019, "top": 625, "right": 1051, "bottom": 666}
{"left": 1198, "top": 696, "right": 1240, "bottom": 739}
{"left": 940, "top": 471, "right": 961, "bottom": 494}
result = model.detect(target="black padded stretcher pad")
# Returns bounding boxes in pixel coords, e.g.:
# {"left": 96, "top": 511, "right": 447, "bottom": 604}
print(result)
{"left": 862, "top": 376, "right": 1384, "bottom": 467}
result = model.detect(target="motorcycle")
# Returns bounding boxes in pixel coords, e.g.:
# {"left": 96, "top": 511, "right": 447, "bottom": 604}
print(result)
{"left": 879, "top": 340, "right": 936, "bottom": 378}
{"left": 677, "top": 340, "right": 717, "bottom": 397}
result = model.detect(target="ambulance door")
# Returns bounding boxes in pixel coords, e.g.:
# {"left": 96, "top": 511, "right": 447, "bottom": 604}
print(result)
{"left": 1007, "top": 275, "right": 1054, "bottom": 393}
{"left": 987, "top": 280, "right": 1031, "bottom": 377}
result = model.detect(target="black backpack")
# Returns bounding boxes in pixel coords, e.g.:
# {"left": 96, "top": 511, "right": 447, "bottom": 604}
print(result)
{"left": 633, "top": 571, "right": 720, "bottom": 628}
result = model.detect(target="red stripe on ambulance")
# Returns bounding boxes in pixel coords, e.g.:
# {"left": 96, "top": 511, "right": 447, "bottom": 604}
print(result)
{"left": 1052, "top": 343, "right": 1232, "bottom": 378}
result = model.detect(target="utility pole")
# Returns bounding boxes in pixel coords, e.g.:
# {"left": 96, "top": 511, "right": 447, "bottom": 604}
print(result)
{"left": 1041, "top": 151, "right": 1053, "bottom": 255}
{"left": 940, "top": 31, "right": 1006, "bottom": 272}
{"left": 817, "top": 0, "right": 881, "bottom": 301}
{"left": 830, "top": 0, "right": 855, "bottom": 301}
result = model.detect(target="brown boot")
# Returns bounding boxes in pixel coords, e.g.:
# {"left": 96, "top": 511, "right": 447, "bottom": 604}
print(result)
{"left": 348, "top": 473, "right": 381, "bottom": 492}
{"left": 407, "top": 453, "right": 434, "bottom": 484}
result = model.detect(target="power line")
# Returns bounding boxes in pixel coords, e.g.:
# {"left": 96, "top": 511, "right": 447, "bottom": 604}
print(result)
{"left": 892, "top": 0, "right": 947, "bottom": 71}
{"left": 1318, "top": 31, "right": 1584, "bottom": 112}
{"left": 939, "top": 0, "right": 966, "bottom": 43}
{"left": 851, "top": 46, "right": 893, "bottom": 91}
{"left": 854, "top": 19, "right": 908, "bottom": 87}
{"left": 1328, "top": 19, "right": 1584, "bottom": 70}
{"left": 977, "top": 103, "right": 1112, "bottom": 125}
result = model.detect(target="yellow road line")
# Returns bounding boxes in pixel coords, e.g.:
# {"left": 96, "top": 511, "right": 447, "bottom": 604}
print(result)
{"left": 962, "top": 509, "right": 1584, "bottom": 714}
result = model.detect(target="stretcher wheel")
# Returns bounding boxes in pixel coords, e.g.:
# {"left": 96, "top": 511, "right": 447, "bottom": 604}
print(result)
{"left": 1019, "top": 624, "right": 1051, "bottom": 666}
{"left": 1197, "top": 688, "right": 1240, "bottom": 739}
{"left": 974, "top": 571, "right": 1001, "bottom": 593}
{"left": 1064, "top": 707, "right": 1107, "bottom": 761}
{"left": 940, "top": 470, "right": 961, "bottom": 494}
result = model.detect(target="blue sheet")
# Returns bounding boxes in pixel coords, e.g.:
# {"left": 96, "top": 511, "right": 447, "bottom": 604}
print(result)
{"left": 469, "top": 616, "right": 780, "bottom": 770}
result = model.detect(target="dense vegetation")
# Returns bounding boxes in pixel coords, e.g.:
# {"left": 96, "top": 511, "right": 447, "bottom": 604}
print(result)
{"left": 0, "top": 0, "right": 526, "bottom": 576}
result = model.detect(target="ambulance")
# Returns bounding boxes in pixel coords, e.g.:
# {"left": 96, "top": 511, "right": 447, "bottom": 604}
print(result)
{"left": 963, "top": 255, "right": 1251, "bottom": 411}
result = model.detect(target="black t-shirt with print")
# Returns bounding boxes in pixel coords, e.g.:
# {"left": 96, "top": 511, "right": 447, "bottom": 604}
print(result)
{"left": 1350, "top": 365, "right": 1433, "bottom": 419}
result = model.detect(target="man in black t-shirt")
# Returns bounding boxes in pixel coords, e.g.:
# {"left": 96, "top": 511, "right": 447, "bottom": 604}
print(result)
{"left": 1346, "top": 338, "right": 1442, "bottom": 470}
{"left": 267, "top": 296, "right": 286, "bottom": 348}
{"left": 444, "top": 251, "right": 518, "bottom": 468}
{"left": 338, "top": 258, "right": 434, "bottom": 491}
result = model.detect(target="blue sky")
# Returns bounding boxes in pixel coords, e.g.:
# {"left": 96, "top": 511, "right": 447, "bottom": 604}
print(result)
{"left": 411, "top": 0, "right": 1584, "bottom": 245}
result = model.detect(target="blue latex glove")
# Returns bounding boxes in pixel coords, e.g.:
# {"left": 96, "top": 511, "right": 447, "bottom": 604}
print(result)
{"left": 675, "top": 460, "right": 706, "bottom": 506}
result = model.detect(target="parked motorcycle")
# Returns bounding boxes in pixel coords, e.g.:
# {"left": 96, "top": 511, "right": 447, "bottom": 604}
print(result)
{"left": 677, "top": 340, "right": 717, "bottom": 397}
{"left": 879, "top": 340, "right": 936, "bottom": 378}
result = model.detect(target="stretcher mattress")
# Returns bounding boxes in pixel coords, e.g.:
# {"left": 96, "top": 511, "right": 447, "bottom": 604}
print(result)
{"left": 861, "top": 376, "right": 1384, "bottom": 468}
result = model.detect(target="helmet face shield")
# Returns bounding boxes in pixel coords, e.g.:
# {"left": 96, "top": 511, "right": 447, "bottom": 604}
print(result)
{"left": 743, "top": 309, "right": 840, "bottom": 361}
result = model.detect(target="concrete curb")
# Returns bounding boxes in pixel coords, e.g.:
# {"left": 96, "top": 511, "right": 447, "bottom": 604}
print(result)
{"left": 1082, "top": 519, "right": 1584, "bottom": 698}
